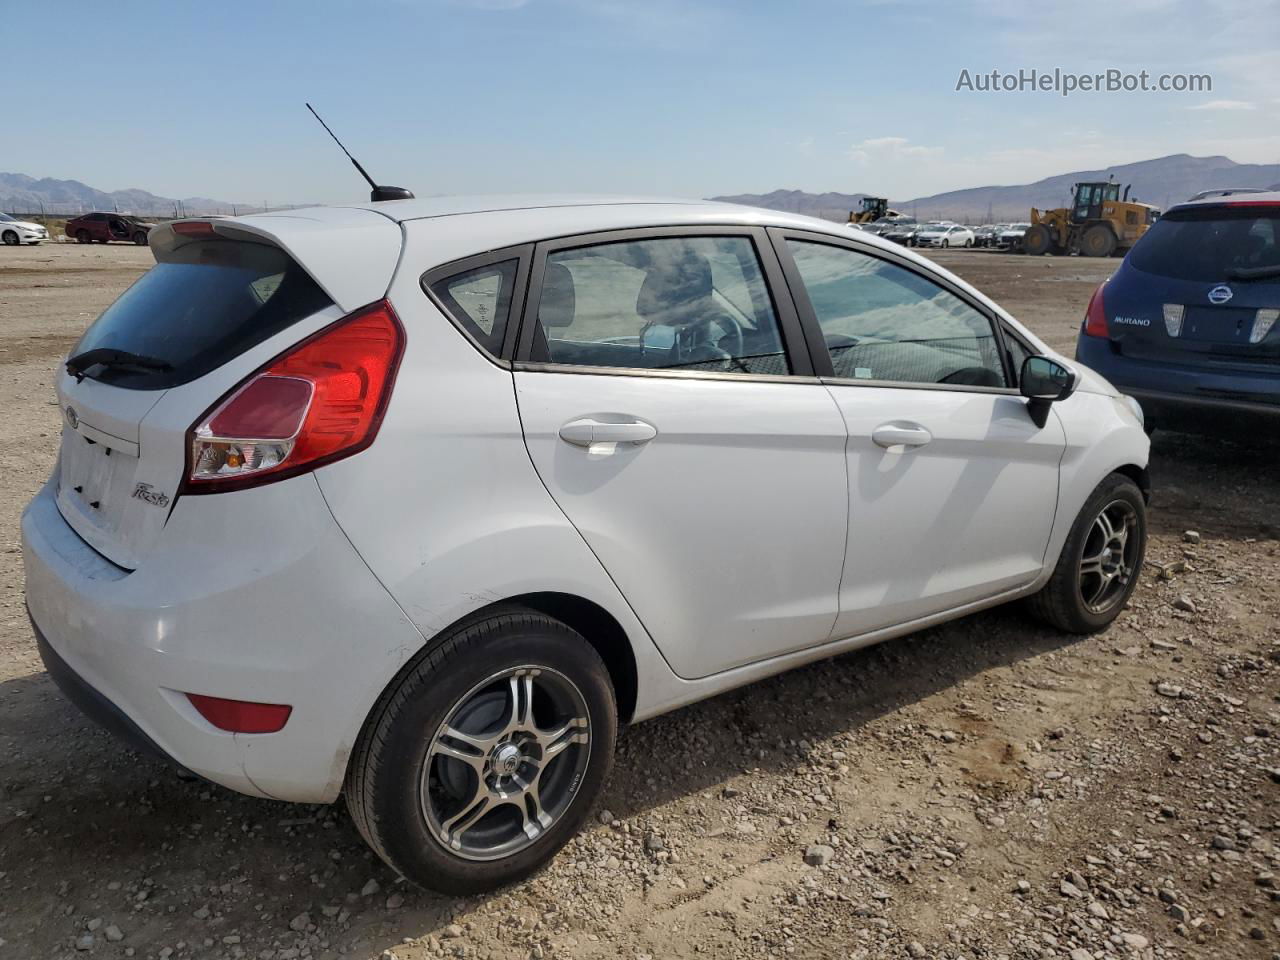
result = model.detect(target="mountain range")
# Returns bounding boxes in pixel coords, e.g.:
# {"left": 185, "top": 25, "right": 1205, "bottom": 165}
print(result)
{"left": 6, "top": 153, "right": 1280, "bottom": 222}
{"left": 712, "top": 154, "right": 1280, "bottom": 222}
{"left": 0, "top": 173, "right": 251, "bottom": 217}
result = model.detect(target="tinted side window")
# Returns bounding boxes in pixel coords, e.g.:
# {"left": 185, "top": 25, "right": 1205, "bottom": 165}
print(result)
{"left": 529, "top": 236, "right": 790, "bottom": 376}
{"left": 786, "top": 240, "right": 1007, "bottom": 388}
{"left": 428, "top": 259, "right": 518, "bottom": 357}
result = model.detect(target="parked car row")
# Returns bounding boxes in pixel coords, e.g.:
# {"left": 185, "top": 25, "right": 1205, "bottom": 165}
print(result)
{"left": 853, "top": 218, "right": 1033, "bottom": 253}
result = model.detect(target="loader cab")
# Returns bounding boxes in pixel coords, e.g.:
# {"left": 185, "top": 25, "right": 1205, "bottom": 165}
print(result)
{"left": 1072, "top": 182, "right": 1121, "bottom": 223}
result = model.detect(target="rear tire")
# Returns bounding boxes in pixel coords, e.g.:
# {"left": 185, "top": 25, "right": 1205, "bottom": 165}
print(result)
{"left": 1027, "top": 473, "right": 1146, "bottom": 633}
{"left": 345, "top": 607, "right": 617, "bottom": 894}
{"left": 133, "top": 231, "right": 148, "bottom": 245}
{"left": 1080, "top": 224, "right": 1117, "bottom": 258}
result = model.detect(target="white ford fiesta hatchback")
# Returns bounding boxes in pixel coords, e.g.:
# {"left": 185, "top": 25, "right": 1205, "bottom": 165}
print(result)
{"left": 24, "top": 196, "right": 1149, "bottom": 892}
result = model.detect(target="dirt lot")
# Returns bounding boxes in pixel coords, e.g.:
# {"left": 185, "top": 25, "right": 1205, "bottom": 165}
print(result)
{"left": 1, "top": 243, "right": 1277, "bottom": 960}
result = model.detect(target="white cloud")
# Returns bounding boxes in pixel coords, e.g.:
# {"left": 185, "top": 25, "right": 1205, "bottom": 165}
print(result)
{"left": 851, "top": 136, "right": 943, "bottom": 164}
{"left": 1188, "top": 99, "right": 1256, "bottom": 111}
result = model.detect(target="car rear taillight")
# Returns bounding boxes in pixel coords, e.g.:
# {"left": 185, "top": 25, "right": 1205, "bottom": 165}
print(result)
{"left": 1162, "top": 303, "right": 1185, "bottom": 337}
{"left": 1082, "top": 282, "right": 1108, "bottom": 337}
{"left": 185, "top": 299, "right": 404, "bottom": 493}
{"left": 1253, "top": 309, "right": 1279, "bottom": 344}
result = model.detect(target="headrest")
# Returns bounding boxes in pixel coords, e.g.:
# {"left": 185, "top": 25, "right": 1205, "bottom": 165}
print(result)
{"left": 540, "top": 261, "right": 576, "bottom": 328}
{"left": 636, "top": 251, "right": 714, "bottom": 323}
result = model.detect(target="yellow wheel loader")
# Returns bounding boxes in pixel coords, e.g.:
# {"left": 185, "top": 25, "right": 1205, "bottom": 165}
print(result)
{"left": 1023, "top": 181, "right": 1160, "bottom": 257}
{"left": 848, "top": 197, "right": 901, "bottom": 224}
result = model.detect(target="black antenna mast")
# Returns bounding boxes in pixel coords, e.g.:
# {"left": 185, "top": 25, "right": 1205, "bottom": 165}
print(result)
{"left": 305, "top": 103, "right": 414, "bottom": 203}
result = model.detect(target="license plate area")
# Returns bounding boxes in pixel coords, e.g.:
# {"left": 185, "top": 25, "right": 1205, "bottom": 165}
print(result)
{"left": 55, "top": 426, "right": 141, "bottom": 539}
{"left": 1184, "top": 307, "right": 1252, "bottom": 344}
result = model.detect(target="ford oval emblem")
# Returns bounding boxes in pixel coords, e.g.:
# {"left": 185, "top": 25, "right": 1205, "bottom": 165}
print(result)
{"left": 65, "top": 406, "right": 79, "bottom": 429}
{"left": 1207, "top": 284, "right": 1234, "bottom": 305}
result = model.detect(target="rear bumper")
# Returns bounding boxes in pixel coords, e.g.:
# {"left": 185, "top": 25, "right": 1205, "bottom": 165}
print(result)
{"left": 33, "top": 615, "right": 183, "bottom": 768}
{"left": 1075, "top": 332, "right": 1280, "bottom": 431}
{"left": 22, "top": 475, "right": 425, "bottom": 803}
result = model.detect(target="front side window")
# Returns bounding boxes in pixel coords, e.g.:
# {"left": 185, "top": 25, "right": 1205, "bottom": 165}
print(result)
{"left": 428, "top": 259, "right": 518, "bottom": 356}
{"left": 528, "top": 235, "right": 790, "bottom": 376}
{"left": 786, "top": 240, "right": 1007, "bottom": 388}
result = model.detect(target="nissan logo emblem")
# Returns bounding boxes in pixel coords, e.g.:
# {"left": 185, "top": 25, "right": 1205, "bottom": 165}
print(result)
{"left": 65, "top": 406, "right": 79, "bottom": 429}
{"left": 1207, "top": 284, "right": 1234, "bottom": 305}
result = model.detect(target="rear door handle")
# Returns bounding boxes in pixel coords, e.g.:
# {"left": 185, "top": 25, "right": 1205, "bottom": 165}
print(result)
{"left": 872, "top": 422, "right": 932, "bottom": 449}
{"left": 559, "top": 417, "right": 657, "bottom": 447}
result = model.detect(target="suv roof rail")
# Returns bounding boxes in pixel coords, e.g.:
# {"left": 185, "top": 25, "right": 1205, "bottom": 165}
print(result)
{"left": 1188, "top": 187, "right": 1269, "bottom": 201}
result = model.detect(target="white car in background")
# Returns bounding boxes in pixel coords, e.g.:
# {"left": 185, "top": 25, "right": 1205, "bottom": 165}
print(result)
{"left": 24, "top": 196, "right": 1149, "bottom": 894}
{"left": 0, "top": 212, "right": 49, "bottom": 245}
{"left": 914, "top": 223, "right": 975, "bottom": 248}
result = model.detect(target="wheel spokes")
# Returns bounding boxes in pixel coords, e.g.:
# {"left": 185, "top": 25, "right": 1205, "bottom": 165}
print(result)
{"left": 537, "top": 717, "right": 589, "bottom": 761}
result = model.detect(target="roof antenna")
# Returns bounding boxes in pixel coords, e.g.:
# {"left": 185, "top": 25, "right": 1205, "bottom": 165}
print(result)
{"left": 305, "top": 103, "right": 414, "bottom": 203}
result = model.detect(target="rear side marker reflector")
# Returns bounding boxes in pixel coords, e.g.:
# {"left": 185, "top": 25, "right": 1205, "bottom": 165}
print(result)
{"left": 185, "top": 299, "right": 405, "bottom": 493}
{"left": 187, "top": 694, "right": 292, "bottom": 733}
{"left": 1252, "top": 309, "right": 1278, "bottom": 345}
{"left": 1162, "top": 303, "right": 1185, "bottom": 337}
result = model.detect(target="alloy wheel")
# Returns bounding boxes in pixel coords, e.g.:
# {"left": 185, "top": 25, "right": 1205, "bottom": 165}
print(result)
{"left": 421, "top": 666, "right": 591, "bottom": 862}
{"left": 1077, "top": 499, "right": 1139, "bottom": 614}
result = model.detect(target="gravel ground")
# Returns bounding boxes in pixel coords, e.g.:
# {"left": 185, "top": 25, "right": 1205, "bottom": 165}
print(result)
{"left": 0, "top": 243, "right": 1277, "bottom": 960}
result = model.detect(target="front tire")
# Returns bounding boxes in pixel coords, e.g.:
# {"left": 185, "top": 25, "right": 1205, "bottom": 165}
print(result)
{"left": 1028, "top": 473, "right": 1146, "bottom": 633}
{"left": 133, "top": 231, "right": 148, "bottom": 245}
{"left": 1, "top": 231, "right": 16, "bottom": 246}
{"left": 345, "top": 607, "right": 617, "bottom": 894}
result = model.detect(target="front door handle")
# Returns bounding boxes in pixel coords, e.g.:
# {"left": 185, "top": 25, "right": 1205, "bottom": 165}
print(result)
{"left": 872, "top": 422, "right": 932, "bottom": 449}
{"left": 559, "top": 417, "right": 657, "bottom": 447}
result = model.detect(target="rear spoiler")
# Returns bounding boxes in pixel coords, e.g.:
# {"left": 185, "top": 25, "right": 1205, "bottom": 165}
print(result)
{"left": 149, "top": 208, "right": 403, "bottom": 313}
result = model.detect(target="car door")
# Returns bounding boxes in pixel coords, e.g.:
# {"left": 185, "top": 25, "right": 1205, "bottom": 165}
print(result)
{"left": 772, "top": 230, "right": 1066, "bottom": 638}
{"left": 511, "top": 227, "right": 849, "bottom": 679}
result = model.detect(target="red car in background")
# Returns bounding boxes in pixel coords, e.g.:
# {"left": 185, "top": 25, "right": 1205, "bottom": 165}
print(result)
{"left": 65, "top": 213, "right": 156, "bottom": 245}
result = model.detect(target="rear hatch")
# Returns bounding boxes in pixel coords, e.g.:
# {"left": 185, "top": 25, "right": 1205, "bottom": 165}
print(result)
{"left": 54, "top": 209, "right": 402, "bottom": 569}
{"left": 1106, "top": 203, "right": 1280, "bottom": 374}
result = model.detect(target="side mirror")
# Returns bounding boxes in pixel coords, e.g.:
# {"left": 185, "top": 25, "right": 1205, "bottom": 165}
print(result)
{"left": 1020, "top": 355, "right": 1077, "bottom": 427}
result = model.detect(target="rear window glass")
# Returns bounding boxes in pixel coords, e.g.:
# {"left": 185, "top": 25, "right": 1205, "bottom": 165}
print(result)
{"left": 1129, "top": 206, "right": 1280, "bottom": 281}
{"left": 70, "top": 239, "right": 332, "bottom": 389}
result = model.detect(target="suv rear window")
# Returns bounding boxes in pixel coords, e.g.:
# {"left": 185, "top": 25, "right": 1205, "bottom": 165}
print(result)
{"left": 70, "top": 239, "right": 332, "bottom": 390}
{"left": 1129, "top": 206, "right": 1280, "bottom": 282}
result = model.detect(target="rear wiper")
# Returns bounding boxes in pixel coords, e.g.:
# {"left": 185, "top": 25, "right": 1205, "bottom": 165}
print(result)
{"left": 1225, "top": 264, "right": 1280, "bottom": 282}
{"left": 66, "top": 348, "right": 173, "bottom": 382}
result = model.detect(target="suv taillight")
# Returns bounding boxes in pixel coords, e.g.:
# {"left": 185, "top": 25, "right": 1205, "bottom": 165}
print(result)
{"left": 1082, "top": 282, "right": 1109, "bottom": 338}
{"left": 185, "top": 300, "right": 404, "bottom": 493}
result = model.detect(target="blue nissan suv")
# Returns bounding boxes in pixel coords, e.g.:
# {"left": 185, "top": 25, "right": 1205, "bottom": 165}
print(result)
{"left": 1075, "top": 192, "right": 1280, "bottom": 434}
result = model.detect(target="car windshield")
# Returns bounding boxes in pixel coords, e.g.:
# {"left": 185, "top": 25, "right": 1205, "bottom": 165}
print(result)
{"left": 0, "top": 213, "right": 14, "bottom": 222}
{"left": 1129, "top": 206, "right": 1280, "bottom": 282}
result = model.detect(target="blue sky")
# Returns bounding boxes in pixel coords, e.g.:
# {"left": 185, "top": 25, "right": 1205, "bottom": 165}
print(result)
{"left": 6, "top": 0, "right": 1278, "bottom": 205}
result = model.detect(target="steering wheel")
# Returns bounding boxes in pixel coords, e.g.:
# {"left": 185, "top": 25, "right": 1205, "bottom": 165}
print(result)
{"left": 694, "top": 312, "right": 744, "bottom": 362}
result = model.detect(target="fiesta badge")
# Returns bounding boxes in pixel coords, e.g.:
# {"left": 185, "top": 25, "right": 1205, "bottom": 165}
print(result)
{"left": 1207, "top": 284, "right": 1234, "bottom": 305}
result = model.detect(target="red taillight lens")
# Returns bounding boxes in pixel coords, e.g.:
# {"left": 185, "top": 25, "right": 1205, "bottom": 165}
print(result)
{"left": 1083, "top": 282, "right": 1109, "bottom": 338}
{"left": 186, "top": 299, "right": 404, "bottom": 492}
{"left": 187, "top": 694, "right": 292, "bottom": 733}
